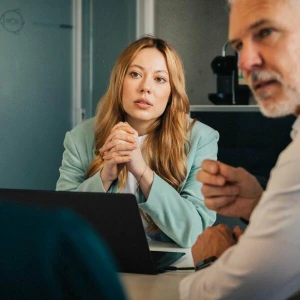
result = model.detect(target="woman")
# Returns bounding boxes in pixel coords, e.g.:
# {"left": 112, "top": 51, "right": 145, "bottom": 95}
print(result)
{"left": 56, "top": 35, "right": 219, "bottom": 248}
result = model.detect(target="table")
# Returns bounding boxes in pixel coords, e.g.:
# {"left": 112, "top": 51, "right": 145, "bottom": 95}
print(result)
{"left": 120, "top": 241, "right": 195, "bottom": 300}
{"left": 121, "top": 271, "right": 191, "bottom": 300}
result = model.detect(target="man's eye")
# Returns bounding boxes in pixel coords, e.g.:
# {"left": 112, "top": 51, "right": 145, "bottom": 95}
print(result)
{"left": 234, "top": 42, "right": 243, "bottom": 52}
{"left": 257, "top": 28, "right": 272, "bottom": 39}
{"left": 130, "top": 72, "right": 141, "bottom": 78}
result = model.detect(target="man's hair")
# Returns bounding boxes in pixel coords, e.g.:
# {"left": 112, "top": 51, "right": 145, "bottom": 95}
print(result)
{"left": 227, "top": 0, "right": 235, "bottom": 8}
{"left": 228, "top": 0, "right": 299, "bottom": 7}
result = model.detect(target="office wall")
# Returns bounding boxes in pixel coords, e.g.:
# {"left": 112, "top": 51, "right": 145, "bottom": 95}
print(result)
{"left": 91, "top": 0, "right": 136, "bottom": 115}
{"left": 0, "top": 0, "right": 137, "bottom": 190}
{"left": 155, "top": 0, "right": 231, "bottom": 105}
{"left": 0, "top": 0, "right": 73, "bottom": 190}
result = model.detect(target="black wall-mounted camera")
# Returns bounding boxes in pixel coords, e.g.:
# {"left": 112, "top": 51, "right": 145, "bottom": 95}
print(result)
{"left": 211, "top": 55, "right": 238, "bottom": 96}
{"left": 209, "top": 42, "right": 251, "bottom": 105}
{"left": 211, "top": 55, "right": 237, "bottom": 75}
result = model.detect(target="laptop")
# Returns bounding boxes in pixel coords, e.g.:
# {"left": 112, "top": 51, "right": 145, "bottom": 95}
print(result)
{"left": 0, "top": 188, "right": 185, "bottom": 275}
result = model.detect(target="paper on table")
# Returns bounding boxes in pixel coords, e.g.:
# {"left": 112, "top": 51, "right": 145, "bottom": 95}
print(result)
{"left": 148, "top": 240, "right": 194, "bottom": 269}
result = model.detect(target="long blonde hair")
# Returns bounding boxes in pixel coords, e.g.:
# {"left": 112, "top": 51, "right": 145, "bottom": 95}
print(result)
{"left": 87, "top": 35, "right": 195, "bottom": 231}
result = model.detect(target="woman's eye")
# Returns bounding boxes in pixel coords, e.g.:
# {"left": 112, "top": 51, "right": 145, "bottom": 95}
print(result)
{"left": 130, "top": 72, "right": 141, "bottom": 78}
{"left": 156, "top": 77, "right": 167, "bottom": 83}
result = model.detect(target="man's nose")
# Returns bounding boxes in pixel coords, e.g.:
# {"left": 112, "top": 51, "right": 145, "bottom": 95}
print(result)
{"left": 238, "top": 43, "right": 263, "bottom": 73}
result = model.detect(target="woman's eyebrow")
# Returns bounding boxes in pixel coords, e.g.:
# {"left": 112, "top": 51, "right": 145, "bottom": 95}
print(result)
{"left": 128, "top": 64, "right": 144, "bottom": 70}
{"left": 129, "top": 64, "right": 169, "bottom": 75}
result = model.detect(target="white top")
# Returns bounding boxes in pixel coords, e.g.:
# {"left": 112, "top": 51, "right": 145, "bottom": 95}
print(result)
{"left": 179, "top": 116, "right": 300, "bottom": 300}
{"left": 122, "top": 135, "right": 153, "bottom": 237}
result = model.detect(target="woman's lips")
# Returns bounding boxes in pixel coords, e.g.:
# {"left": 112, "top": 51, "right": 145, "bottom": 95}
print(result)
{"left": 134, "top": 99, "right": 153, "bottom": 109}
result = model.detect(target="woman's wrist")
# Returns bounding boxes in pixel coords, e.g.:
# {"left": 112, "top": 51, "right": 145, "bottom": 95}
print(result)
{"left": 136, "top": 164, "right": 148, "bottom": 191}
{"left": 137, "top": 165, "right": 154, "bottom": 199}
{"left": 100, "top": 168, "right": 115, "bottom": 192}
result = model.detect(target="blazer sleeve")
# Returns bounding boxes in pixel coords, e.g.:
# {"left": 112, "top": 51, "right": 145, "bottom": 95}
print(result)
{"left": 56, "top": 128, "right": 108, "bottom": 192}
{"left": 139, "top": 123, "right": 219, "bottom": 248}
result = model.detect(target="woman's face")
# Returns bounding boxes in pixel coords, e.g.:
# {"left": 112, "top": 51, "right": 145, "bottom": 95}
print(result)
{"left": 122, "top": 47, "right": 171, "bottom": 135}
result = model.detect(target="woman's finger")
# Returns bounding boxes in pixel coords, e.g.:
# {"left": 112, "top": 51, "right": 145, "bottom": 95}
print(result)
{"left": 100, "top": 138, "right": 137, "bottom": 153}
{"left": 103, "top": 150, "right": 133, "bottom": 160}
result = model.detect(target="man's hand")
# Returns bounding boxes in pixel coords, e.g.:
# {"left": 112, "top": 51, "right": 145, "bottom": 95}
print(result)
{"left": 197, "top": 159, "right": 263, "bottom": 220}
{"left": 192, "top": 224, "right": 242, "bottom": 265}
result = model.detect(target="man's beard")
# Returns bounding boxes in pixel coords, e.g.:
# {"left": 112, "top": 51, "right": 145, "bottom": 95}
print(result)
{"left": 258, "top": 96, "right": 299, "bottom": 118}
{"left": 249, "top": 70, "right": 300, "bottom": 118}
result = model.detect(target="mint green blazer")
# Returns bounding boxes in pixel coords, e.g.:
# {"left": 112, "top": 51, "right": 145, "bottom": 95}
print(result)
{"left": 56, "top": 117, "right": 219, "bottom": 247}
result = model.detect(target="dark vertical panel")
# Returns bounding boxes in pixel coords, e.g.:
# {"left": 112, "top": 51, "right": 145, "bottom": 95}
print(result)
{"left": 92, "top": 0, "right": 136, "bottom": 113}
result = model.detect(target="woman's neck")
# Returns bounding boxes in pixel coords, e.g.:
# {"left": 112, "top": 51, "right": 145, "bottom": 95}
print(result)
{"left": 126, "top": 119, "right": 153, "bottom": 136}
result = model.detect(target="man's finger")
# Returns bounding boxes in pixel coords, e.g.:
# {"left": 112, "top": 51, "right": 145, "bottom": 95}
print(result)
{"left": 233, "top": 226, "right": 244, "bottom": 240}
{"left": 197, "top": 170, "right": 226, "bottom": 186}
{"left": 201, "top": 159, "right": 220, "bottom": 174}
{"left": 218, "top": 163, "right": 247, "bottom": 184}
{"left": 201, "top": 184, "right": 239, "bottom": 198}
{"left": 204, "top": 196, "right": 236, "bottom": 211}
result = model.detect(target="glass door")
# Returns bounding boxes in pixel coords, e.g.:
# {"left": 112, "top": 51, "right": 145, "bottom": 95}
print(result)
{"left": 0, "top": 0, "right": 74, "bottom": 189}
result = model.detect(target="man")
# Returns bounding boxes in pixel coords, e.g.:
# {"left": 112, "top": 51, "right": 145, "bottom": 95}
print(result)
{"left": 0, "top": 200, "right": 127, "bottom": 299}
{"left": 179, "top": 0, "right": 300, "bottom": 299}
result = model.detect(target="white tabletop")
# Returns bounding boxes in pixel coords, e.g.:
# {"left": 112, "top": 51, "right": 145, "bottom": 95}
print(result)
{"left": 120, "top": 240, "right": 195, "bottom": 300}
{"left": 121, "top": 271, "right": 191, "bottom": 300}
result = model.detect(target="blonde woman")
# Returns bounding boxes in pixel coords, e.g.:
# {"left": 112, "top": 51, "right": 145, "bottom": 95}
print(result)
{"left": 56, "top": 36, "right": 219, "bottom": 248}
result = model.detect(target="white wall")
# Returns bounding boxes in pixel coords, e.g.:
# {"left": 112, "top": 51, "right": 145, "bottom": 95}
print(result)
{"left": 155, "top": 0, "right": 232, "bottom": 105}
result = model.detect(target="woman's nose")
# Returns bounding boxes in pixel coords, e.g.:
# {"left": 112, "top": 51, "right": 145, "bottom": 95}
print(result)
{"left": 139, "top": 77, "right": 152, "bottom": 94}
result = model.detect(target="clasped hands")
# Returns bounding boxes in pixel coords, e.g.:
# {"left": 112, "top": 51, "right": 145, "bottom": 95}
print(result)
{"left": 99, "top": 122, "right": 147, "bottom": 190}
{"left": 192, "top": 159, "right": 264, "bottom": 265}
